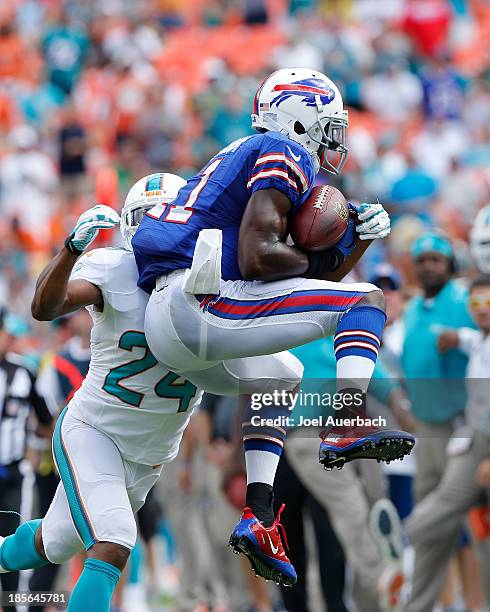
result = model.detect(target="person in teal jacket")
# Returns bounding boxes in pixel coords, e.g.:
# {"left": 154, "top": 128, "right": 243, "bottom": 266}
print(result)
{"left": 401, "top": 231, "right": 476, "bottom": 502}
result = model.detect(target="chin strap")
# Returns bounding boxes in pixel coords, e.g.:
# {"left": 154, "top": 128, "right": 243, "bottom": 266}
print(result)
{"left": 310, "top": 151, "right": 320, "bottom": 174}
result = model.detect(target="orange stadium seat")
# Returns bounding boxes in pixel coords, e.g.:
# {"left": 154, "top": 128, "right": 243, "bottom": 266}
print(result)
{"left": 155, "top": 24, "right": 286, "bottom": 91}
{"left": 453, "top": 4, "right": 490, "bottom": 75}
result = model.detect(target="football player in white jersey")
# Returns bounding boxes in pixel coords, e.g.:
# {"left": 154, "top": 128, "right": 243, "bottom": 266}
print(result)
{"left": 0, "top": 173, "right": 206, "bottom": 612}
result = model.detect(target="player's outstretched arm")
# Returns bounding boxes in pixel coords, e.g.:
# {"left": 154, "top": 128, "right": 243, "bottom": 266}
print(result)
{"left": 31, "top": 205, "right": 119, "bottom": 320}
{"left": 238, "top": 189, "right": 310, "bottom": 281}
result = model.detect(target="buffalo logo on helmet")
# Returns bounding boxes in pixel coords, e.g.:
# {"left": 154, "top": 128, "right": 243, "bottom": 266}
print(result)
{"left": 270, "top": 78, "right": 336, "bottom": 108}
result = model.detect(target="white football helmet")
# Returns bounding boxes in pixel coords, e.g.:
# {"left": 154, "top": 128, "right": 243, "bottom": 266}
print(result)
{"left": 120, "top": 172, "right": 186, "bottom": 250}
{"left": 251, "top": 67, "right": 349, "bottom": 175}
{"left": 470, "top": 204, "right": 490, "bottom": 273}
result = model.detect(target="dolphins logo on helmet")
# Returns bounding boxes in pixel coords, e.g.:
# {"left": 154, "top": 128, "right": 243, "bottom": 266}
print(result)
{"left": 270, "top": 78, "right": 336, "bottom": 109}
{"left": 120, "top": 172, "right": 186, "bottom": 250}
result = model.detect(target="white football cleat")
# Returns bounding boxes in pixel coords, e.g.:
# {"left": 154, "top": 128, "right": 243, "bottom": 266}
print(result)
{"left": 370, "top": 498, "right": 406, "bottom": 611}
{"left": 377, "top": 565, "right": 405, "bottom": 611}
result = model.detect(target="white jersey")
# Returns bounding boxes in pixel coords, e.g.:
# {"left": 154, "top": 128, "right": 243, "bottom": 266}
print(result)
{"left": 68, "top": 247, "right": 202, "bottom": 465}
{"left": 458, "top": 327, "right": 490, "bottom": 436}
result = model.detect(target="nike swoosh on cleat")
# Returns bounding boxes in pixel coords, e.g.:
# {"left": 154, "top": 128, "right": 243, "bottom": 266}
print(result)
{"left": 266, "top": 532, "right": 279, "bottom": 555}
{"left": 286, "top": 145, "right": 301, "bottom": 163}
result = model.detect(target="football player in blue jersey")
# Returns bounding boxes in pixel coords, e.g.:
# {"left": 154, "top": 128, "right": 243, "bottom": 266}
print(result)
{"left": 132, "top": 68, "right": 414, "bottom": 587}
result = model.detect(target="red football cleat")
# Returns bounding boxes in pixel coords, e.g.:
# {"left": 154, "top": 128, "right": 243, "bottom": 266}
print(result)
{"left": 319, "top": 419, "right": 415, "bottom": 470}
{"left": 229, "top": 504, "right": 297, "bottom": 586}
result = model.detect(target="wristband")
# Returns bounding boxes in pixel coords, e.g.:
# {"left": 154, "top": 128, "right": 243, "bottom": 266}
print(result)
{"left": 305, "top": 249, "right": 343, "bottom": 278}
{"left": 64, "top": 233, "right": 83, "bottom": 256}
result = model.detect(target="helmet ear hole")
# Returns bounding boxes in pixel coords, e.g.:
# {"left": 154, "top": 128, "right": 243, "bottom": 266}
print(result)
{"left": 294, "top": 121, "right": 306, "bottom": 135}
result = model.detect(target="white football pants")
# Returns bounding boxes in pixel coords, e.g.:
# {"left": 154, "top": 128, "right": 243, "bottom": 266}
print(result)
{"left": 144, "top": 270, "right": 377, "bottom": 395}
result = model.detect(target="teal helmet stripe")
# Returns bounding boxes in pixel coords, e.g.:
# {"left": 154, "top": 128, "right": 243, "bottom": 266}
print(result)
{"left": 145, "top": 173, "right": 164, "bottom": 191}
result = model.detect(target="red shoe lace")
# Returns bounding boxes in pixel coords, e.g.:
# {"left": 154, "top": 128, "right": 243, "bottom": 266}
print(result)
{"left": 272, "top": 503, "right": 289, "bottom": 552}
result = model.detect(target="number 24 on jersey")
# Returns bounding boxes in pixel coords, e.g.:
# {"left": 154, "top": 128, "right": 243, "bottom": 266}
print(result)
{"left": 103, "top": 330, "right": 197, "bottom": 412}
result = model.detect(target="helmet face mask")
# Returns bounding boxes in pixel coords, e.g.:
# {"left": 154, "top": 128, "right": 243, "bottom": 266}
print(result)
{"left": 120, "top": 173, "right": 187, "bottom": 250}
{"left": 306, "top": 115, "right": 348, "bottom": 174}
{"left": 120, "top": 201, "right": 154, "bottom": 248}
{"left": 251, "top": 68, "right": 348, "bottom": 175}
{"left": 127, "top": 206, "right": 148, "bottom": 227}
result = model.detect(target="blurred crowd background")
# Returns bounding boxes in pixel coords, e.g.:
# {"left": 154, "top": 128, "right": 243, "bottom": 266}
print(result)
{"left": 0, "top": 0, "right": 488, "bottom": 351}
{"left": 1, "top": 0, "right": 490, "bottom": 611}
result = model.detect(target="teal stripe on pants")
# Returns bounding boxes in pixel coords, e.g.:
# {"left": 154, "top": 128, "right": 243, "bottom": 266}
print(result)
{"left": 53, "top": 407, "right": 97, "bottom": 548}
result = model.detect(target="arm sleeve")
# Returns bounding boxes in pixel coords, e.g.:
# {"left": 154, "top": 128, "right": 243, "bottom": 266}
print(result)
{"left": 247, "top": 138, "right": 313, "bottom": 211}
{"left": 458, "top": 327, "right": 482, "bottom": 356}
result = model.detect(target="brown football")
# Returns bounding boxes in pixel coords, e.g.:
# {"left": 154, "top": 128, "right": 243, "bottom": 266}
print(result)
{"left": 289, "top": 185, "right": 349, "bottom": 252}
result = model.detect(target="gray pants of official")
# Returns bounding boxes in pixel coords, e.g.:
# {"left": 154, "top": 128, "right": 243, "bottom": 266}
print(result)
{"left": 405, "top": 427, "right": 490, "bottom": 612}
{"left": 413, "top": 421, "right": 455, "bottom": 503}
{"left": 285, "top": 432, "right": 386, "bottom": 612}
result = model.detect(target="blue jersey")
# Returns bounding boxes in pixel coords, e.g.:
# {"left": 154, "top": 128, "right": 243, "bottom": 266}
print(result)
{"left": 133, "top": 132, "right": 315, "bottom": 293}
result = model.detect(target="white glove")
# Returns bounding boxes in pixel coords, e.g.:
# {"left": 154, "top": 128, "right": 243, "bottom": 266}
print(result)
{"left": 66, "top": 205, "right": 120, "bottom": 254}
{"left": 355, "top": 202, "right": 391, "bottom": 240}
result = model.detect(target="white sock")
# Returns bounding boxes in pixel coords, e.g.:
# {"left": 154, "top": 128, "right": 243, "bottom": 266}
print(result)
{"left": 245, "top": 450, "right": 280, "bottom": 486}
{"left": 336, "top": 355, "right": 376, "bottom": 393}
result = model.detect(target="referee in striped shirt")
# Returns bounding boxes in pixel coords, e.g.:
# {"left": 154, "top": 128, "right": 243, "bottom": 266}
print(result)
{"left": 0, "top": 308, "right": 52, "bottom": 611}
